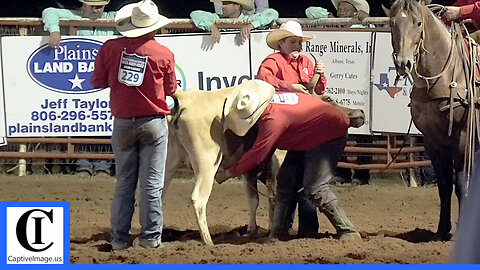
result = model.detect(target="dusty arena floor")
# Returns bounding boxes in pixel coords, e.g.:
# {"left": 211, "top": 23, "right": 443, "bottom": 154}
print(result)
{"left": 0, "top": 173, "right": 457, "bottom": 264}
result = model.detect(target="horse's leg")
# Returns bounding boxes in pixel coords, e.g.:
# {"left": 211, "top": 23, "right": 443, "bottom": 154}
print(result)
{"left": 452, "top": 142, "right": 469, "bottom": 227}
{"left": 425, "top": 143, "right": 454, "bottom": 240}
{"left": 244, "top": 174, "right": 259, "bottom": 236}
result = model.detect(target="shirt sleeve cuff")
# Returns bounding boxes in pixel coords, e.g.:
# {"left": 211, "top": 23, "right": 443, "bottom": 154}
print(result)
{"left": 47, "top": 25, "right": 60, "bottom": 33}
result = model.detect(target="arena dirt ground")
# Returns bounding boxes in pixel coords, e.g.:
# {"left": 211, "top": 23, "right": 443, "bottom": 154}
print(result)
{"left": 0, "top": 173, "right": 458, "bottom": 264}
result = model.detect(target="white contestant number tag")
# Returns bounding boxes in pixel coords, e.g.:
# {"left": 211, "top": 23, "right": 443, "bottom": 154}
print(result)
{"left": 118, "top": 52, "right": 148, "bottom": 87}
{"left": 270, "top": 93, "right": 299, "bottom": 105}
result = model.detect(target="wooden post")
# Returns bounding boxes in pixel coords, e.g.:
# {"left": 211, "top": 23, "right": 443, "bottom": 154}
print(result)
{"left": 18, "top": 144, "right": 27, "bottom": 176}
{"left": 18, "top": 27, "right": 28, "bottom": 176}
{"left": 409, "top": 136, "right": 419, "bottom": 187}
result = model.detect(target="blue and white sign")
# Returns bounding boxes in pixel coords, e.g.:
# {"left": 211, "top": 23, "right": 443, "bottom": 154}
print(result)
{"left": 26, "top": 38, "right": 103, "bottom": 94}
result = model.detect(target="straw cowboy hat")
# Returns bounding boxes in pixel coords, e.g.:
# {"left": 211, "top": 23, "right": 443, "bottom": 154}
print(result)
{"left": 266, "top": 21, "right": 313, "bottom": 50}
{"left": 210, "top": 0, "right": 254, "bottom": 11}
{"left": 79, "top": 0, "right": 110, "bottom": 5}
{"left": 115, "top": 0, "right": 170, "bottom": 38}
{"left": 224, "top": 80, "right": 275, "bottom": 136}
{"left": 331, "top": 0, "right": 370, "bottom": 14}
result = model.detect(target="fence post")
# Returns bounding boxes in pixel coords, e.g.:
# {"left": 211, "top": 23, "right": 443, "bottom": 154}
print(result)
{"left": 18, "top": 144, "right": 27, "bottom": 176}
{"left": 409, "top": 136, "right": 418, "bottom": 187}
{"left": 18, "top": 27, "right": 28, "bottom": 176}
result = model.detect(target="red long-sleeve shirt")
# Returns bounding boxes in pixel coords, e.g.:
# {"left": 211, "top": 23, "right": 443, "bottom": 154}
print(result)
{"left": 442, "top": 0, "right": 480, "bottom": 29}
{"left": 256, "top": 52, "right": 327, "bottom": 95}
{"left": 228, "top": 93, "right": 349, "bottom": 177}
{"left": 91, "top": 35, "right": 176, "bottom": 119}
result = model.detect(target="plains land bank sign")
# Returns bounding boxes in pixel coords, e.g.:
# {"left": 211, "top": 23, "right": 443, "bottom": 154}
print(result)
{"left": 27, "top": 38, "right": 188, "bottom": 94}
{"left": 27, "top": 38, "right": 102, "bottom": 94}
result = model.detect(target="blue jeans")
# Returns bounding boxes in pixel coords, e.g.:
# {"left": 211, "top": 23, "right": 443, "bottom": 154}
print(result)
{"left": 277, "top": 151, "right": 319, "bottom": 236}
{"left": 274, "top": 136, "right": 347, "bottom": 236}
{"left": 303, "top": 136, "right": 347, "bottom": 206}
{"left": 110, "top": 115, "right": 168, "bottom": 249}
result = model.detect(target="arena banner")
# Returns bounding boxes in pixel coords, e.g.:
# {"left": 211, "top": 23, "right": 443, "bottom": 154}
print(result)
{"left": 2, "top": 31, "right": 415, "bottom": 138}
{"left": 371, "top": 32, "right": 420, "bottom": 134}
{"left": 0, "top": 38, "right": 7, "bottom": 145}
{"left": 0, "top": 33, "right": 251, "bottom": 137}
{"left": 250, "top": 30, "right": 373, "bottom": 135}
{"left": 155, "top": 32, "right": 251, "bottom": 91}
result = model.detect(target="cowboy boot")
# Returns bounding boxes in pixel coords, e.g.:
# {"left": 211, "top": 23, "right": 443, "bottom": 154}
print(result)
{"left": 320, "top": 200, "right": 361, "bottom": 241}
{"left": 270, "top": 200, "right": 291, "bottom": 240}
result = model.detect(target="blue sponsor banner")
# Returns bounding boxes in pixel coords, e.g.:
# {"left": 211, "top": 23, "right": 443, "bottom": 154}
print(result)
{"left": 26, "top": 38, "right": 102, "bottom": 94}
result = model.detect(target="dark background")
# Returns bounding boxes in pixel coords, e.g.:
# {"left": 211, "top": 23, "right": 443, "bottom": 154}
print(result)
{"left": 0, "top": 0, "right": 457, "bottom": 18}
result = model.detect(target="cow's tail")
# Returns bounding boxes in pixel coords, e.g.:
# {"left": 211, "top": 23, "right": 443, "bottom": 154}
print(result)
{"left": 168, "top": 95, "right": 183, "bottom": 128}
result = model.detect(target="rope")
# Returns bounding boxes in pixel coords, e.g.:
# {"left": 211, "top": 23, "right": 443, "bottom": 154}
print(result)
{"left": 460, "top": 23, "right": 478, "bottom": 193}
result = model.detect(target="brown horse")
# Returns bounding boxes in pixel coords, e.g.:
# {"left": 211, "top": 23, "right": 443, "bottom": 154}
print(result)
{"left": 390, "top": 0, "right": 473, "bottom": 240}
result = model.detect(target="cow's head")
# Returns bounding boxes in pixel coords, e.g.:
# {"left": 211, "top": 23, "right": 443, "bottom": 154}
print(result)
{"left": 319, "top": 95, "right": 365, "bottom": 128}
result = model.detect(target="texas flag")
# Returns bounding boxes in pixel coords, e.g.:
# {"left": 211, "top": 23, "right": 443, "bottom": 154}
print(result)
{"left": 374, "top": 73, "right": 402, "bottom": 98}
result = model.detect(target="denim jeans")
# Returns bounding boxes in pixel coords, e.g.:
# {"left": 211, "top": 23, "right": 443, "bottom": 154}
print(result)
{"left": 276, "top": 151, "right": 319, "bottom": 236}
{"left": 303, "top": 136, "right": 347, "bottom": 207}
{"left": 110, "top": 115, "right": 168, "bottom": 249}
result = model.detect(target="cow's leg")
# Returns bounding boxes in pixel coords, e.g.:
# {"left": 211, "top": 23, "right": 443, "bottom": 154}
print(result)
{"left": 244, "top": 174, "right": 259, "bottom": 235}
{"left": 266, "top": 174, "right": 276, "bottom": 232}
{"left": 425, "top": 142, "right": 453, "bottom": 240}
{"left": 191, "top": 165, "right": 219, "bottom": 245}
{"left": 188, "top": 147, "right": 221, "bottom": 246}
{"left": 163, "top": 130, "right": 184, "bottom": 199}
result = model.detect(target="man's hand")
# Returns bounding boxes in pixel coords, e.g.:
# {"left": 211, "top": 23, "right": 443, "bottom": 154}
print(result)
{"left": 210, "top": 24, "right": 221, "bottom": 43}
{"left": 48, "top": 32, "right": 61, "bottom": 49}
{"left": 240, "top": 24, "right": 254, "bottom": 40}
{"left": 444, "top": 6, "right": 462, "bottom": 21}
{"left": 314, "top": 59, "right": 325, "bottom": 74}
{"left": 289, "top": 84, "right": 308, "bottom": 94}
{"left": 215, "top": 169, "right": 232, "bottom": 184}
{"left": 355, "top": 10, "right": 369, "bottom": 21}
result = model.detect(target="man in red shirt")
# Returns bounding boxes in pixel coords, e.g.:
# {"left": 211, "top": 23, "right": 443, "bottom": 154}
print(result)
{"left": 256, "top": 20, "right": 326, "bottom": 237}
{"left": 90, "top": 0, "right": 176, "bottom": 250}
{"left": 217, "top": 88, "right": 361, "bottom": 241}
{"left": 257, "top": 20, "right": 326, "bottom": 95}
{"left": 444, "top": 0, "right": 480, "bottom": 29}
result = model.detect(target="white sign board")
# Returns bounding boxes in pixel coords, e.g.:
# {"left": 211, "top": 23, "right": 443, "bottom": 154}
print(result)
{"left": 1, "top": 33, "right": 252, "bottom": 137}
{"left": 0, "top": 38, "right": 7, "bottom": 145}
{"left": 1, "top": 31, "right": 420, "bottom": 138}
{"left": 250, "top": 30, "right": 372, "bottom": 134}
{"left": 371, "top": 32, "right": 420, "bottom": 134}
{"left": 156, "top": 32, "right": 251, "bottom": 91}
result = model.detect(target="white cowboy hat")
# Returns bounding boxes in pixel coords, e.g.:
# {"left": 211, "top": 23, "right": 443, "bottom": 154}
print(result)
{"left": 331, "top": 0, "right": 370, "bottom": 14}
{"left": 79, "top": 0, "right": 110, "bottom": 6}
{"left": 266, "top": 20, "right": 313, "bottom": 50}
{"left": 115, "top": 0, "right": 170, "bottom": 38}
{"left": 224, "top": 80, "right": 275, "bottom": 136}
{"left": 210, "top": 0, "right": 254, "bottom": 11}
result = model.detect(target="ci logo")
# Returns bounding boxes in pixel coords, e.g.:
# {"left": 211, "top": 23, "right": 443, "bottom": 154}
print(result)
{"left": 16, "top": 209, "right": 54, "bottom": 252}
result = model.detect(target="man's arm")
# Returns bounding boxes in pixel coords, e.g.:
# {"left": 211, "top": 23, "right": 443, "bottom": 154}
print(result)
{"left": 42, "top": 7, "right": 82, "bottom": 48}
